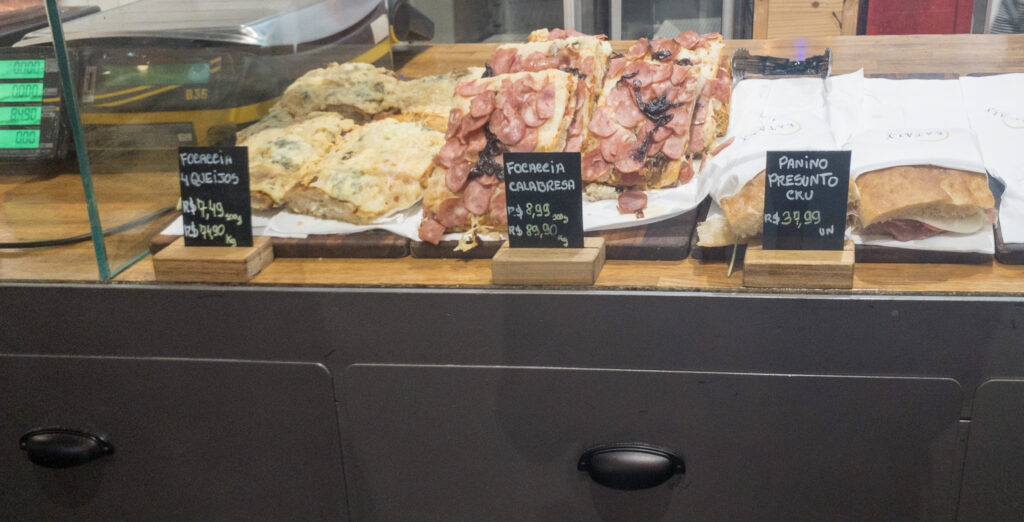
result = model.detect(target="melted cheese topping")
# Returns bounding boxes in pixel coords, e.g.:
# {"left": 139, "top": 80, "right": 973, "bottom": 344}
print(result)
{"left": 308, "top": 119, "right": 444, "bottom": 218}
{"left": 243, "top": 112, "right": 356, "bottom": 204}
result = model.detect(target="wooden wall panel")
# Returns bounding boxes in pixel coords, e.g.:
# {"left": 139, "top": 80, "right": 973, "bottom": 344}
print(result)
{"left": 754, "top": 0, "right": 860, "bottom": 39}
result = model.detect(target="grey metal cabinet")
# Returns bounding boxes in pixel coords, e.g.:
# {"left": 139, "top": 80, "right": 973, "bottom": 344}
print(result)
{"left": 958, "top": 379, "right": 1024, "bottom": 521}
{"left": 342, "top": 365, "right": 963, "bottom": 521}
{"left": 0, "top": 356, "right": 347, "bottom": 521}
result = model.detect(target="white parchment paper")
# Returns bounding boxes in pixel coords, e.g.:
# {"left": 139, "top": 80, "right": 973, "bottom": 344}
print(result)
{"left": 960, "top": 74, "right": 1024, "bottom": 244}
{"left": 844, "top": 78, "right": 994, "bottom": 253}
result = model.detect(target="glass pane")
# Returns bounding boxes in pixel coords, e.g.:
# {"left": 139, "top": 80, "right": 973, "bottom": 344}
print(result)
{"left": 0, "top": 2, "right": 99, "bottom": 280}
{"left": 38, "top": 0, "right": 392, "bottom": 276}
{"left": 621, "top": 0, "right": 725, "bottom": 39}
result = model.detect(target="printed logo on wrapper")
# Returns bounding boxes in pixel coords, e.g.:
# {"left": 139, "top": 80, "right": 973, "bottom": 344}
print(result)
{"left": 178, "top": 146, "right": 253, "bottom": 247}
{"left": 885, "top": 129, "right": 950, "bottom": 143}
{"left": 985, "top": 107, "right": 1024, "bottom": 130}
{"left": 503, "top": 152, "right": 584, "bottom": 249}
{"left": 762, "top": 117, "right": 802, "bottom": 136}
{"left": 736, "top": 118, "right": 803, "bottom": 146}
{"left": 762, "top": 150, "right": 851, "bottom": 251}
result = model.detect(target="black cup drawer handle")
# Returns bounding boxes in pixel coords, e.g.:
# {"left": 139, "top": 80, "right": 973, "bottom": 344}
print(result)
{"left": 19, "top": 428, "right": 114, "bottom": 469}
{"left": 578, "top": 443, "right": 684, "bottom": 490}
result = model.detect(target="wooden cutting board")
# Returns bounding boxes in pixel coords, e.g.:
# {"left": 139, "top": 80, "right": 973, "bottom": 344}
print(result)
{"left": 150, "top": 230, "right": 409, "bottom": 258}
{"left": 411, "top": 209, "right": 698, "bottom": 261}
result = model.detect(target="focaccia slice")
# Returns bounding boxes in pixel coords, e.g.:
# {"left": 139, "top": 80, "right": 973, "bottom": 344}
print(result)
{"left": 488, "top": 32, "right": 612, "bottom": 152}
{"left": 238, "top": 112, "right": 356, "bottom": 209}
{"left": 236, "top": 110, "right": 294, "bottom": 144}
{"left": 527, "top": 28, "right": 606, "bottom": 42}
{"left": 625, "top": 32, "right": 732, "bottom": 153}
{"left": 279, "top": 64, "right": 485, "bottom": 128}
{"left": 388, "top": 67, "right": 486, "bottom": 132}
{"left": 284, "top": 119, "right": 444, "bottom": 224}
{"left": 581, "top": 57, "right": 701, "bottom": 192}
{"left": 418, "top": 70, "right": 580, "bottom": 244}
{"left": 278, "top": 62, "right": 399, "bottom": 122}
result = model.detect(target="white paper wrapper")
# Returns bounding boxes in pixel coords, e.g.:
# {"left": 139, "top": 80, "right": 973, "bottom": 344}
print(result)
{"left": 849, "top": 78, "right": 985, "bottom": 177}
{"left": 704, "top": 71, "right": 863, "bottom": 203}
{"left": 845, "top": 78, "right": 993, "bottom": 253}
{"left": 582, "top": 176, "right": 709, "bottom": 231}
{"left": 265, "top": 203, "right": 424, "bottom": 241}
{"left": 847, "top": 227, "right": 994, "bottom": 254}
{"left": 960, "top": 74, "right": 1024, "bottom": 243}
{"left": 847, "top": 128, "right": 986, "bottom": 178}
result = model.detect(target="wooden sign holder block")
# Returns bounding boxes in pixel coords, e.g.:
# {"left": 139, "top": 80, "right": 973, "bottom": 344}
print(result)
{"left": 153, "top": 237, "right": 274, "bottom": 283}
{"left": 492, "top": 237, "right": 606, "bottom": 285}
{"left": 743, "top": 240, "right": 855, "bottom": 289}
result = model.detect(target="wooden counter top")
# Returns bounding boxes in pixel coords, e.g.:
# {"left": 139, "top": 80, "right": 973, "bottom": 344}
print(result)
{"left": 4, "top": 34, "right": 1024, "bottom": 295}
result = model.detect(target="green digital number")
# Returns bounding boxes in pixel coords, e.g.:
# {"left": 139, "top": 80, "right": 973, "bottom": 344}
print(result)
{"left": 0, "top": 60, "right": 46, "bottom": 79}
{"left": 0, "top": 83, "right": 44, "bottom": 102}
{"left": 0, "top": 129, "right": 41, "bottom": 149}
{"left": 0, "top": 106, "right": 42, "bottom": 126}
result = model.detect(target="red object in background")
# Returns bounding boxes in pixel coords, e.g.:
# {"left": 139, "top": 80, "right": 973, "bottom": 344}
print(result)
{"left": 865, "top": 0, "right": 974, "bottom": 34}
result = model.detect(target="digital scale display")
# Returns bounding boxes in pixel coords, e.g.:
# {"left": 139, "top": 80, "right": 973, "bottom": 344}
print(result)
{"left": 0, "top": 82, "right": 44, "bottom": 102}
{"left": 0, "top": 52, "right": 66, "bottom": 161}
{"left": 0, "top": 106, "right": 42, "bottom": 126}
{"left": 0, "top": 129, "right": 41, "bottom": 148}
{"left": 0, "top": 60, "right": 46, "bottom": 80}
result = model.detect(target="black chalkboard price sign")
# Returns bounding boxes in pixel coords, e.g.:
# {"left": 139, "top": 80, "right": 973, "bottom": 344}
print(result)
{"left": 503, "top": 152, "right": 584, "bottom": 248}
{"left": 178, "top": 146, "right": 253, "bottom": 247}
{"left": 762, "top": 150, "right": 851, "bottom": 250}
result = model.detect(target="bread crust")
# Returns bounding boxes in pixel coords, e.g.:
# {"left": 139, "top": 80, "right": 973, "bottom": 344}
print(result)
{"left": 696, "top": 215, "right": 740, "bottom": 247}
{"left": 718, "top": 170, "right": 766, "bottom": 243}
{"left": 855, "top": 165, "right": 994, "bottom": 227}
{"left": 250, "top": 191, "right": 276, "bottom": 210}
{"left": 279, "top": 62, "right": 398, "bottom": 121}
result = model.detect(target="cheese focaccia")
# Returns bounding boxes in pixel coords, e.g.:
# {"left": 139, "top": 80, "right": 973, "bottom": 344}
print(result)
{"left": 280, "top": 64, "right": 484, "bottom": 129}
{"left": 284, "top": 118, "right": 444, "bottom": 224}
{"left": 278, "top": 62, "right": 399, "bottom": 122}
{"left": 236, "top": 110, "right": 294, "bottom": 144}
{"left": 418, "top": 70, "right": 580, "bottom": 244}
{"left": 390, "top": 68, "right": 484, "bottom": 112}
{"left": 238, "top": 112, "right": 356, "bottom": 209}
{"left": 383, "top": 67, "right": 486, "bottom": 133}
{"left": 487, "top": 32, "right": 612, "bottom": 152}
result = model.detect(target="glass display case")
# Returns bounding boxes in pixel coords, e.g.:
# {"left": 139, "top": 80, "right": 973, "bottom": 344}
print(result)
{"left": 3, "top": 1, "right": 1024, "bottom": 521}
{"left": 0, "top": 0, "right": 1020, "bottom": 284}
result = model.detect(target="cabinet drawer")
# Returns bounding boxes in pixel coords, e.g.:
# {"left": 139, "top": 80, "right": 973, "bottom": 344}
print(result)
{"left": 0, "top": 356, "right": 346, "bottom": 521}
{"left": 958, "top": 379, "right": 1024, "bottom": 521}
{"left": 344, "top": 365, "right": 961, "bottom": 521}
